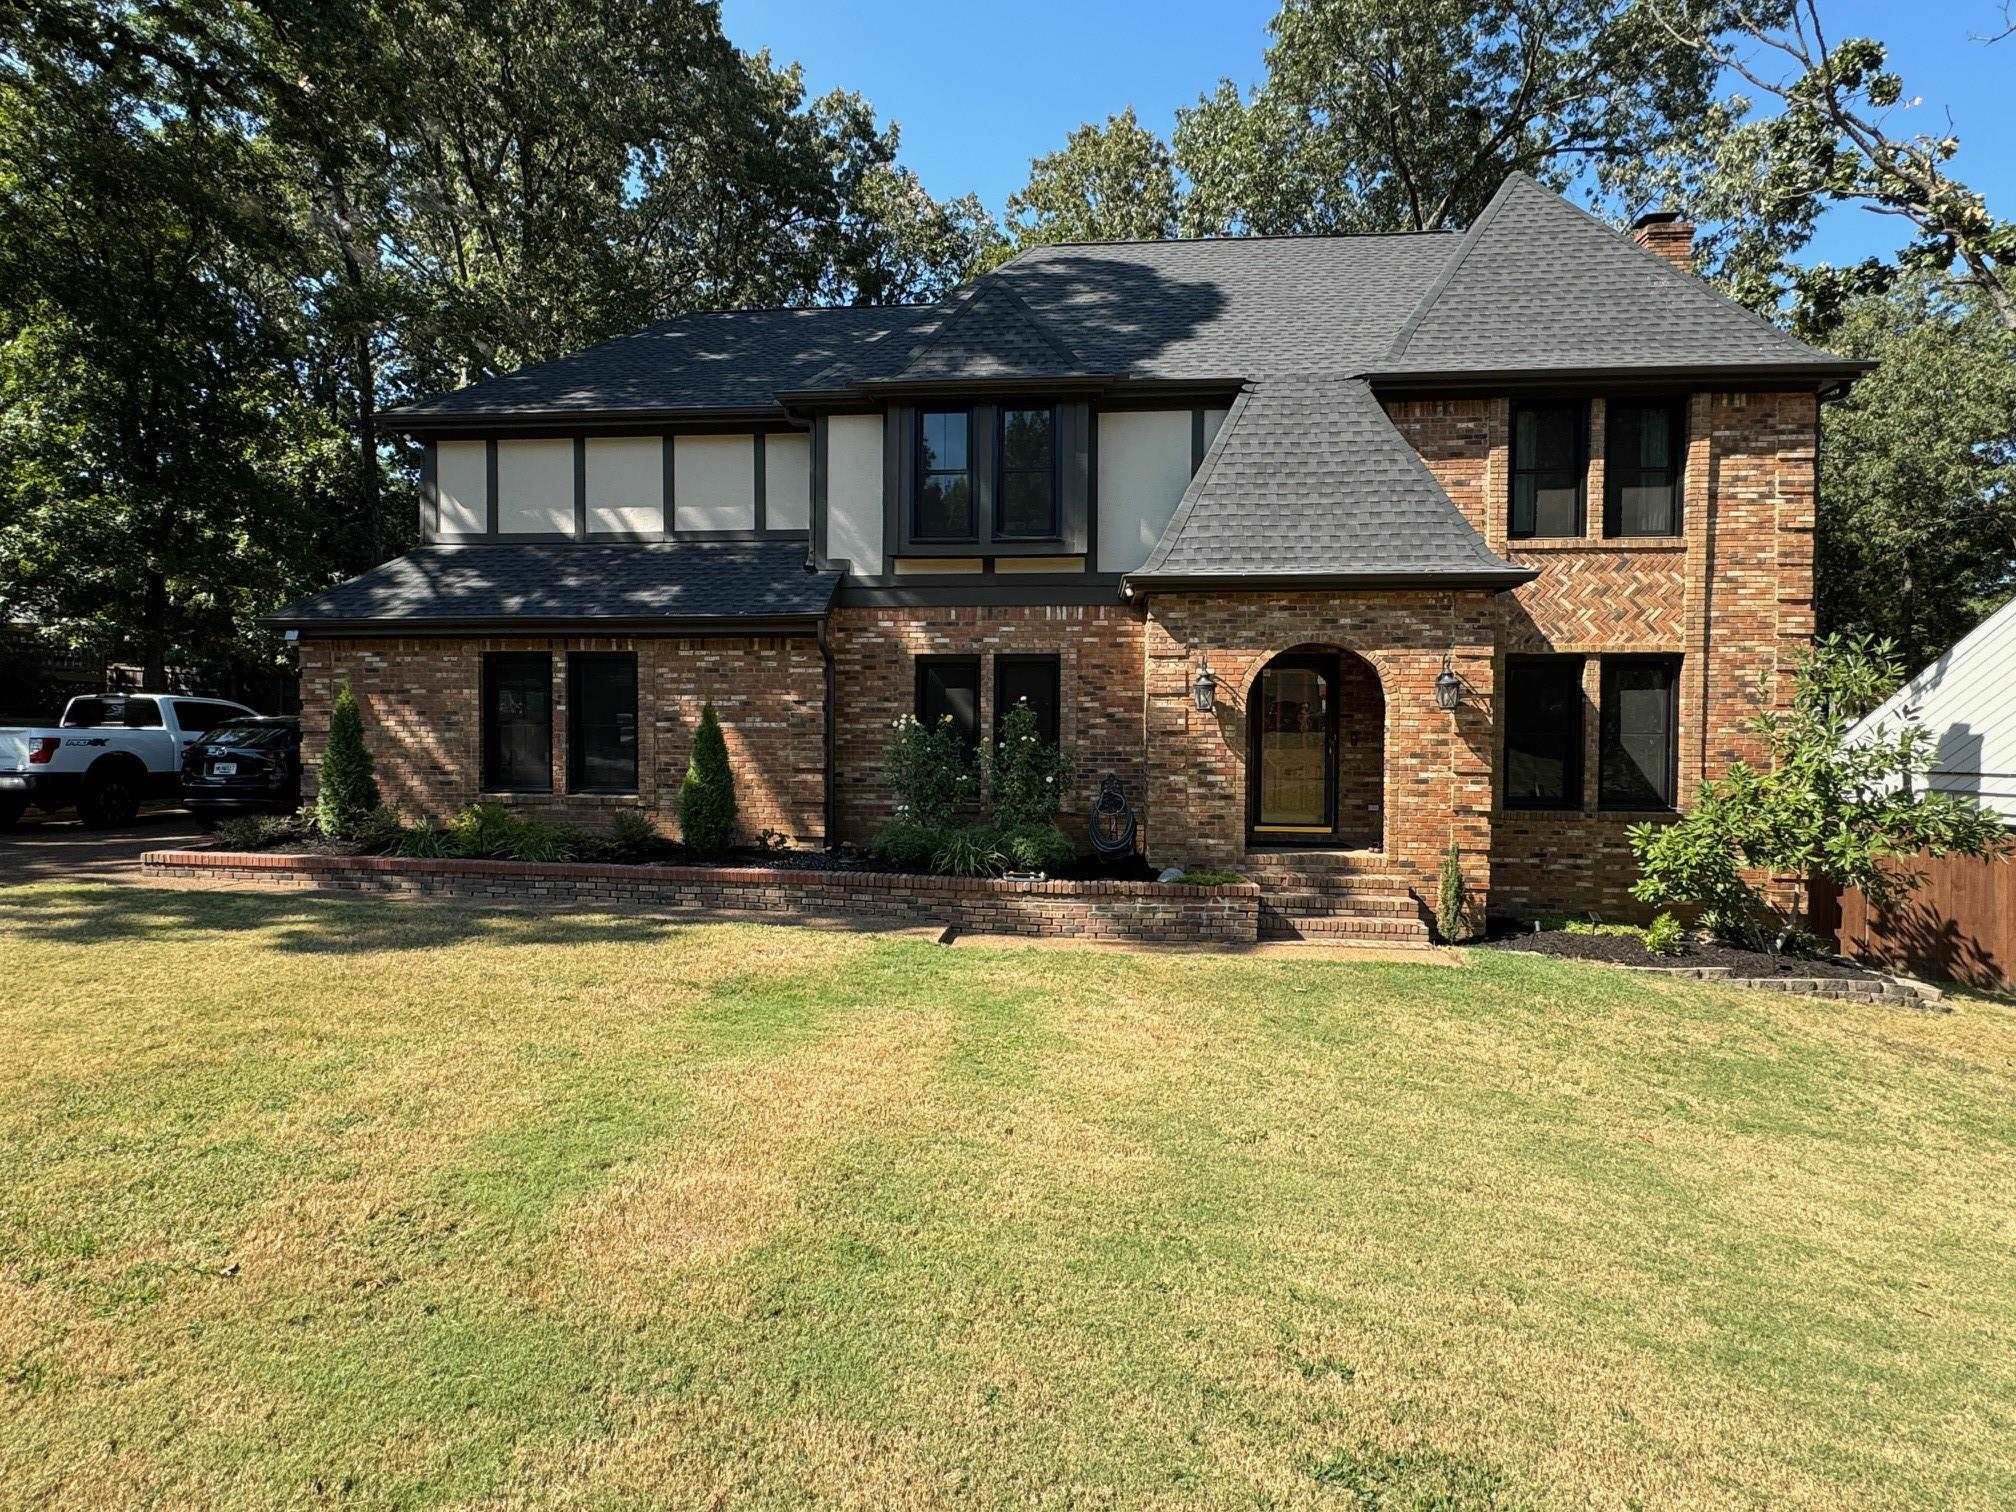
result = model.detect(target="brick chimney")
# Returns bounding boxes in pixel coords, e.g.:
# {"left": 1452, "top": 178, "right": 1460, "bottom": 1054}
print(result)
{"left": 1632, "top": 210, "right": 1695, "bottom": 273}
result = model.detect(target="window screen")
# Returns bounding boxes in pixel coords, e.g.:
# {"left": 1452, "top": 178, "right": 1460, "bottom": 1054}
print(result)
{"left": 1504, "top": 658, "right": 1584, "bottom": 809}
{"left": 482, "top": 652, "right": 552, "bottom": 792}
{"left": 567, "top": 653, "right": 637, "bottom": 793}
{"left": 1600, "top": 658, "right": 1679, "bottom": 810}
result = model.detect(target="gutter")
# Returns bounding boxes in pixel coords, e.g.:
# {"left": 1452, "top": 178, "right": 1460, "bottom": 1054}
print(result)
{"left": 816, "top": 620, "right": 838, "bottom": 847}
{"left": 1122, "top": 568, "right": 1539, "bottom": 595}
{"left": 263, "top": 614, "right": 831, "bottom": 638}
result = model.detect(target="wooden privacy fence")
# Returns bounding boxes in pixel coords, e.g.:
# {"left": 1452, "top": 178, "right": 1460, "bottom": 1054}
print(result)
{"left": 1812, "top": 850, "right": 2015, "bottom": 993}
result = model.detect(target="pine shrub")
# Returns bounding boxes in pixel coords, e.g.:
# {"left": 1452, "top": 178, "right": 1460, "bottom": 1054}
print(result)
{"left": 679, "top": 703, "right": 737, "bottom": 855}
{"left": 314, "top": 682, "right": 381, "bottom": 838}
{"left": 1436, "top": 843, "right": 1467, "bottom": 943}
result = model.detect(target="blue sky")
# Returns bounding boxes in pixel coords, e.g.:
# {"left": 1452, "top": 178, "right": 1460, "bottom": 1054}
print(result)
{"left": 721, "top": 0, "right": 2015, "bottom": 266}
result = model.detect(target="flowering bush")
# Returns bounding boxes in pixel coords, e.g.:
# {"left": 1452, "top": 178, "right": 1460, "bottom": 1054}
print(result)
{"left": 883, "top": 713, "right": 975, "bottom": 829}
{"left": 987, "top": 701, "right": 1070, "bottom": 832}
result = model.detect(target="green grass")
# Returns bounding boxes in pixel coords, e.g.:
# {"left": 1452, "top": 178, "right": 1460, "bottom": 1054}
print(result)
{"left": 2, "top": 881, "right": 2013, "bottom": 1508}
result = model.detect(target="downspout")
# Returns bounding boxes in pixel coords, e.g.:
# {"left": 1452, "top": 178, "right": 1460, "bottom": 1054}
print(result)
{"left": 817, "top": 617, "right": 837, "bottom": 849}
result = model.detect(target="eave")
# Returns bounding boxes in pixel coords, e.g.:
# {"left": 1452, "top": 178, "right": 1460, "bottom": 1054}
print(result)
{"left": 1122, "top": 568, "right": 1539, "bottom": 596}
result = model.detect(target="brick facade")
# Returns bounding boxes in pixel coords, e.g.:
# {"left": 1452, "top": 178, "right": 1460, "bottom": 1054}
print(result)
{"left": 299, "top": 634, "right": 827, "bottom": 843}
{"left": 295, "top": 388, "right": 1815, "bottom": 927}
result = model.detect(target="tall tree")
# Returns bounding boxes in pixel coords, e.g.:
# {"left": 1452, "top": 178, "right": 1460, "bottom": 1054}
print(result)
{"left": 1005, "top": 107, "right": 1179, "bottom": 248}
{"left": 1176, "top": 0, "right": 1733, "bottom": 236}
{"left": 1816, "top": 275, "right": 2016, "bottom": 669}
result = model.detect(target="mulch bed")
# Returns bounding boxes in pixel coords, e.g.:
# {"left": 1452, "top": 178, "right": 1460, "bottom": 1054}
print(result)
{"left": 1479, "top": 926, "right": 1885, "bottom": 980}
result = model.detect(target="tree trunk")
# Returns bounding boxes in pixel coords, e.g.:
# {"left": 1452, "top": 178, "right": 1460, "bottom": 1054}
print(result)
{"left": 141, "top": 566, "right": 167, "bottom": 690}
{"left": 354, "top": 330, "right": 381, "bottom": 568}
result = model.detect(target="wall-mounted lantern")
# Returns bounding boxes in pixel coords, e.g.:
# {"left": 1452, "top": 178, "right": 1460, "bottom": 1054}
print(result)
{"left": 1433, "top": 654, "right": 1463, "bottom": 712}
{"left": 1193, "top": 660, "right": 1218, "bottom": 713}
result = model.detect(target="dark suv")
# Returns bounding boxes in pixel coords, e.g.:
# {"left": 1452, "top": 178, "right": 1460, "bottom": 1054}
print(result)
{"left": 180, "top": 717, "right": 303, "bottom": 818}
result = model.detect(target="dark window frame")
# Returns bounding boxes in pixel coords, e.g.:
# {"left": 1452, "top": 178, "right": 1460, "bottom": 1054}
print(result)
{"left": 914, "top": 654, "right": 983, "bottom": 758}
{"left": 1603, "top": 397, "right": 1687, "bottom": 538}
{"left": 566, "top": 651, "right": 638, "bottom": 795}
{"left": 1509, "top": 398, "right": 1588, "bottom": 539}
{"left": 994, "top": 404, "right": 1061, "bottom": 542}
{"left": 912, "top": 407, "right": 976, "bottom": 542}
{"left": 1502, "top": 656, "right": 1586, "bottom": 811}
{"left": 993, "top": 653, "right": 1061, "bottom": 747}
{"left": 1598, "top": 655, "right": 1681, "bottom": 812}
{"left": 481, "top": 651, "right": 554, "bottom": 794}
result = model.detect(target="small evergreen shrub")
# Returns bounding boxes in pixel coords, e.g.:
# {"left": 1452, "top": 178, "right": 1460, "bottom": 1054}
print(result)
{"left": 314, "top": 682, "right": 381, "bottom": 838}
{"left": 932, "top": 823, "right": 1006, "bottom": 878}
{"left": 1436, "top": 842, "right": 1467, "bottom": 943}
{"left": 868, "top": 819, "right": 940, "bottom": 870}
{"left": 679, "top": 703, "right": 737, "bottom": 856}
{"left": 1642, "top": 912, "right": 1686, "bottom": 957}
{"left": 987, "top": 702, "right": 1070, "bottom": 832}
{"left": 1002, "top": 822, "right": 1074, "bottom": 874}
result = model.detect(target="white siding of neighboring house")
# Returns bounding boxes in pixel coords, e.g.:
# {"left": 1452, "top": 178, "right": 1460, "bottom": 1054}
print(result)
{"left": 496, "top": 438, "right": 574, "bottom": 534}
{"left": 1096, "top": 409, "right": 1223, "bottom": 573}
{"left": 1851, "top": 592, "right": 2016, "bottom": 825}
{"left": 674, "top": 434, "right": 757, "bottom": 532}
{"left": 825, "top": 415, "right": 884, "bottom": 576}
{"left": 584, "top": 437, "right": 663, "bottom": 535}
{"left": 436, "top": 439, "right": 488, "bottom": 534}
{"left": 766, "top": 432, "right": 812, "bottom": 531}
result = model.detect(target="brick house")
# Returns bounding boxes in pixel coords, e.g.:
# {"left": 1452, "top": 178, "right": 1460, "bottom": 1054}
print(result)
{"left": 271, "top": 174, "right": 1867, "bottom": 933}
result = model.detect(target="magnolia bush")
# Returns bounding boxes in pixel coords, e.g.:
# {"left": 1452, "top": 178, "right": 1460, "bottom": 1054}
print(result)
{"left": 1631, "top": 633, "right": 2008, "bottom": 950}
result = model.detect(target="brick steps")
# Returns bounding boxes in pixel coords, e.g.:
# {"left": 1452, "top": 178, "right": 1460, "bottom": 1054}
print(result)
{"left": 1247, "top": 850, "right": 1434, "bottom": 947}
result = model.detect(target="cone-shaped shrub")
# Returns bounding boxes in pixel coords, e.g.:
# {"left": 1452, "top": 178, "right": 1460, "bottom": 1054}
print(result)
{"left": 678, "top": 702, "right": 737, "bottom": 855}
{"left": 315, "top": 681, "right": 381, "bottom": 838}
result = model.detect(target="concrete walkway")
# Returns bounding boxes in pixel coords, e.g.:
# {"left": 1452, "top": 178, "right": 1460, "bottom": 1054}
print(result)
{"left": 0, "top": 808, "right": 210, "bottom": 885}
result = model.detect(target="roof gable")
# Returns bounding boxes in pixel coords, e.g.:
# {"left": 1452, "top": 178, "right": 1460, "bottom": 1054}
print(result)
{"left": 1376, "top": 173, "right": 1840, "bottom": 377}
{"left": 888, "top": 279, "right": 1092, "bottom": 383}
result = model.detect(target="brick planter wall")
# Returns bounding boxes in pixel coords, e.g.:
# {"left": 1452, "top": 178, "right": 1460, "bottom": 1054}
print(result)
{"left": 141, "top": 850, "right": 1261, "bottom": 946}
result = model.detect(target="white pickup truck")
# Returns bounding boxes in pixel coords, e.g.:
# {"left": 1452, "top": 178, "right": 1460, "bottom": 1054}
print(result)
{"left": 0, "top": 692, "right": 258, "bottom": 829}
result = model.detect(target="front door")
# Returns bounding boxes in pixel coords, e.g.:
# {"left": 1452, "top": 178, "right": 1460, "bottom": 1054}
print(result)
{"left": 1249, "top": 654, "right": 1338, "bottom": 841}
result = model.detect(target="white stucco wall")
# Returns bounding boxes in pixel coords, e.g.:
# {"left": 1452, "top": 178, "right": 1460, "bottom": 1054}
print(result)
{"left": 496, "top": 438, "right": 574, "bottom": 534}
{"left": 766, "top": 432, "right": 812, "bottom": 532}
{"left": 436, "top": 439, "right": 488, "bottom": 534}
{"left": 1852, "top": 593, "right": 2016, "bottom": 825}
{"left": 825, "top": 414, "right": 884, "bottom": 576}
{"left": 673, "top": 434, "right": 757, "bottom": 532}
{"left": 1096, "top": 410, "right": 1197, "bottom": 573}
{"left": 584, "top": 437, "right": 663, "bottom": 535}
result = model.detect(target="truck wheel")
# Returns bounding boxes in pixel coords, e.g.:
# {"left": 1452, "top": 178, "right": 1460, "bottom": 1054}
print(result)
{"left": 79, "top": 768, "right": 141, "bottom": 828}
{"left": 0, "top": 795, "right": 26, "bottom": 832}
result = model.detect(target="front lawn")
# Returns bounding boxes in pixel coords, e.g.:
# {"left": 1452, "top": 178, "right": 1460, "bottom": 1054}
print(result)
{"left": 2, "top": 882, "right": 2012, "bottom": 1507}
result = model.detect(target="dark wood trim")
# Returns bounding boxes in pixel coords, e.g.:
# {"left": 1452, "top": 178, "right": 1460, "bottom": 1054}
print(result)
{"left": 811, "top": 413, "right": 830, "bottom": 568}
{"left": 571, "top": 437, "right": 588, "bottom": 539}
{"left": 1246, "top": 652, "right": 1341, "bottom": 845}
{"left": 281, "top": 616, "right": 828, "bottom": 638}
{"left": 753, "top": 431, "right": 767, "bottom": 533}
{"left": 483, "top": 439, "right": 500, "bottom": 536}
{"left": 1190, "top": 408, "right": 1206, "bottom": 472}
{"left": 660, "top": 433, "right": 676, "bottom": 535}
{"left": 421, "top": 441, "right": 440, "bottom": 542}
{"left": 836, "top": 579, "right": 1128, "bottom": 608}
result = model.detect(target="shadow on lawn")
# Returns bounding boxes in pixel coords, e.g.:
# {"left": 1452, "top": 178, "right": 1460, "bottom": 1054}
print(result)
{"left": 4, "top": 882, "right": 920, "bottom": 957}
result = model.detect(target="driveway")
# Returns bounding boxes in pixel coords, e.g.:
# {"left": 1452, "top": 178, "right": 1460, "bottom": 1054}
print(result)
{"left": 0, "top": 807, "right": 211, "bottom": 885}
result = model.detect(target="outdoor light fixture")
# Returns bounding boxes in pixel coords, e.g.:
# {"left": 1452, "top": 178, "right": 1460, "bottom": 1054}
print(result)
{"left": 1433, "top": 654, "right": 1463, "bottom": 712}
{"left": 1193, "top": 660, "right": 1218, "bottom": 713}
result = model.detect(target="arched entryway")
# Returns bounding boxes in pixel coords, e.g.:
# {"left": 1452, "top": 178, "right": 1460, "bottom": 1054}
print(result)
{"left": 1246, "top": 646, "right": 1386, "bottom": 850}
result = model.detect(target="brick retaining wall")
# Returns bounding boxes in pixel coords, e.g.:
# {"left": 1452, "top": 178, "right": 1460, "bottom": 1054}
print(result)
{"left": 141, "top": 850, "right": 1261, "bottom": 946}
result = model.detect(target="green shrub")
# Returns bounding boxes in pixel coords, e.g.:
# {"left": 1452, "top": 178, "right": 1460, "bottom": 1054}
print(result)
{"left": 987, "top": 702, "right": 1070, "bottom": 832}
{"left": 1436, "top": 843, "right": 1467, "bottom": 943}
{"left": 1173, "top": 868, "right": 1244, "bottom": 887}
{"left": 932, "top": 823, "right": 1005, "bottom": 878}
{"left": 313, "top": 682, "right": 381, "bottom": 838}
{"left": 1001, "top": 822, "right": 1074, "bottom": 874}
{"left": 607, "top": 810, "right": 658, "bottom": 853}
{"left": 1642, "top": 912, "right": 1686, "bottom": 957}
{"left": 442, "top": 802, "right": 579, "bottom": 863}
{"left": 884, "top": 713, "right": 975, "bottom": 828}
{"left": 869, "top": 819, "right": 940, "bottom": 870}
{"left": 679, "top": 703, "right": 737, "bottom": 856}
{"left": 394, "top": 821, "right": 459, "bottom": 859}
{"left": 217, "top": 813, "right": 302, "bottom": 851}
{"left": 349, "top": 807, "right": 406, "bottom": 854}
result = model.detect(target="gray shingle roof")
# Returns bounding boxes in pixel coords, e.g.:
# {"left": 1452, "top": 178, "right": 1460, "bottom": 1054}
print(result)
{"left": 387, "top": 306, "right": 935, "bottom": 419}
{"left": 1375, "top": 173, "right": 1852, "bottom": 378}
{"left": 266, "top": 542, "right": 840, "bottom": 630}
{"left": 887, "top": 279, "right": 1095, "bottom": 383}
{"left": 1129, "top": 377, "right": 1532, "bottom": 587}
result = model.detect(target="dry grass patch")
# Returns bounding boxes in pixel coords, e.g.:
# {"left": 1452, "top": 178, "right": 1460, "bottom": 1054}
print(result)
{"left": 2, "top": 881, "right": 2014, "bottom": 1508}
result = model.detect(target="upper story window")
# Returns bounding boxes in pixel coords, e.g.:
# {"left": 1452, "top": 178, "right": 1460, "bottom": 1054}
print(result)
{"left": 1509, "top": 400, "right": 1586, "bottom": 539}
{"left": 1604, "top": 399, "right": 1685, "bottom": 537}
{"left": 914, "top": 409, "right": 974, "bottom": 540}
{"left": 997, "top": 407, "right": 1058, "bottom": 539}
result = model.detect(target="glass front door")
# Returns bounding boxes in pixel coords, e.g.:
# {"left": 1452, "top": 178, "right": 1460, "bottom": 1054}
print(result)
{"left": 1253, "top": 659, "right": 1336, "bottom": 832}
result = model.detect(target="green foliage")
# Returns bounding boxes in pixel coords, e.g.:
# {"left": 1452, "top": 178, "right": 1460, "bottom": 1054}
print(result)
{"left": 931, "top": 824, "right": 1006, "bottom": 879}
{"left": 1643, "top": 912, "right": 1686, "bottom": 958}
{"left": 1436, "top": 842, "right": 1467, "bottom": 943}
{"left": 868, "top": 820, "right": 941, "bottom": 870}
{"left": 348, "top": 807, "right": 406, "bottom": 855}
{"left": 1001, "top": 823, "right": 1075, "bottom": 875}
{"left": 442, "top": 803, "right": 579, "bottom": 863}
{"left": 1632, "top": 633, "right": 2011, "bottom": 948}
{"left": 987, "top": 702, "right": 1070, "bottom": 832}
{"left": 313, "top": 683, "right": 381, "bottom": 839}
{"left": 394, "top": 821, "right": 461, "bottom": 860}
{"left": 1006, "top": 106, "right": 1179, "bottom": 247}
{"left": 216, "top": 813, "right": 306, "bottom": 851}
{"left": 883, "top": 713, "right": 976, "bottom": 829}
{"left": 678, "top": 703, "right": 736, "bottom": 857}
{"left": 1173, "top": 869, "right": 1245, "bottom": 887}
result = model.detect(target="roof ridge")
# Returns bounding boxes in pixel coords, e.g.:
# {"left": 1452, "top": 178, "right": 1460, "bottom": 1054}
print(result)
{"left": 1383, "top": 172, "right": 1527, "bottom": 365}
{"left": 1014, "top": 228, "right": 1459, "bottom": 251}
{"left": 894, "top": 277, "right": 1088, "bottom": 379}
